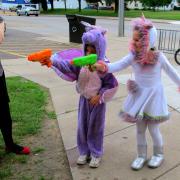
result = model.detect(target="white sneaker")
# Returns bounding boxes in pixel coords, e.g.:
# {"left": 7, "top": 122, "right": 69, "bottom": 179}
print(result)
{"left": 77, "top": 155, "right": 88, "bottom": 165}
{"left": 89, "top": 156, "right": 101, "bottom": 168}
{"left": 131, "top": 157, "right": 146, "bottom": 170}
{"left": 148, "top": 154, "right": 164, "bottom": 168}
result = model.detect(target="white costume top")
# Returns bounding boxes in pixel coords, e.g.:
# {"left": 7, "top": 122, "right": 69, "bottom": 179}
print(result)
{"left": 108, "top": 52, "right": 180, "bottom": 123}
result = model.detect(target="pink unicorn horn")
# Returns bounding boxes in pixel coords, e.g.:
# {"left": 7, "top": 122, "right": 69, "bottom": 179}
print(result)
{"left": 141, "top": 12, "right": 145, "bottom": 20}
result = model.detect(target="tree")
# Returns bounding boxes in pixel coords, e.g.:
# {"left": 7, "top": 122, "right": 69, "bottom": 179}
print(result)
{"left": 41, "top": 0, "right": 48, "bottom": 11}
{"left": 105, "top": 0, "right": 113, "bottom": 6}
{"left": 31, "top": 0, "right": 48, "bottom": 11}
{"left": 114, "top": 0, "right": 118, "bottom": 13}
{"left": 113, "top": 0, "right": 130, "bottom": 13}
{"left": 140, "top": 0, "right": 172, "bottom": 11}
{"left": 61, "top": 0, "right": 67, "bottom": 11}
{"left": 86, "top": 0, "right": 103, "bottom": 3}
{"left": 77, "top": 0, "right": 82, "bottom": 12}
{"left": 49, "top": 0, "right": 54, "bottom": 10}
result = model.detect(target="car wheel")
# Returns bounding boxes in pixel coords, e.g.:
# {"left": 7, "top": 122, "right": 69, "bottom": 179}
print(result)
{"left": 35, "top": 14, "right": 38, "bottom": 16}
{"left": 17, "top": 12, "right": 20, "bottom": 16}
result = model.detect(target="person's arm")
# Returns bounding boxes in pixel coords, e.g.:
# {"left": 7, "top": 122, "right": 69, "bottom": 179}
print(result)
{"left": 107, "top": 53, "right": 133, "bottom": 73}
{"left": 94, "top": 53, "right": 133, "bottom": 73}
{"left": 0, "top": 17, "right": 5, "bottom": 44}
{"left": 27, "top": 49, "right": 82, "bottom": 82}
{"left": 51, "top": 53, "right": 80, "bottom": 82}
{"left": 161, "top": 53, "right": 180, "bottom": 87}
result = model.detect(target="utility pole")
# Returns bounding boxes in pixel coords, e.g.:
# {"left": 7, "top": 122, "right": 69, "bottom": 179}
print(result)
{"left": 118, "top": 0, "right": 124, "bottom": 37}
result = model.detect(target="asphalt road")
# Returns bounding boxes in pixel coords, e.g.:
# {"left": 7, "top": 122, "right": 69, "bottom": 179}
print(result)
{"left": 0, "top": 28, "right": 80, "bottom": 59}
{"left": 1, "top": 15, "right": 180, "bottom": 59}
{"left": 3, "top": 15, "right": 180, "bottom": 36}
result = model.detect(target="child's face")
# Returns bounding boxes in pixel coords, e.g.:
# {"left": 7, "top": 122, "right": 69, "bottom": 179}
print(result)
{"left": 86, "top": 45, "right": 96, "bottom": 55}
{"left": 132, "top": 30, "right": 142, "bottom": 52}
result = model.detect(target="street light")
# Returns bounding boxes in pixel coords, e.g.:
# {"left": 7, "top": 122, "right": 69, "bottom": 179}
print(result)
{"left": 118, "top": 0, "right": 124, "bottom": 37}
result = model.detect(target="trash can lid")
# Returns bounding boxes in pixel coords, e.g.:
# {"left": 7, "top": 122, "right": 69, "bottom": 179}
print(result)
{"left": 76, "top": 15, "right": 96, "bottom": 24}
{"left": 66, "top": 14, "right": 77, "bottom": 21}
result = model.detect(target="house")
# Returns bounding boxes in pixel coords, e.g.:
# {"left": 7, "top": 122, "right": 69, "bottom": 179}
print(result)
{"left": 127, "top": 0, "right": 180, "bottom": 10}
{"left": 170, "top": 0, "right": 180, "bottom": 10}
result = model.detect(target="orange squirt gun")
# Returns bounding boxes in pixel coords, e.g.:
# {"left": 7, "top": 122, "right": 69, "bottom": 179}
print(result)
{"left": 27, "top": 49, "right": 52, "bottom": 68}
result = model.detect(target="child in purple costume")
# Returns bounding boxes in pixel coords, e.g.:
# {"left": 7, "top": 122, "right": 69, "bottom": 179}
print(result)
{"left": 40, "top": 22, "right": 118, "bottom": 168}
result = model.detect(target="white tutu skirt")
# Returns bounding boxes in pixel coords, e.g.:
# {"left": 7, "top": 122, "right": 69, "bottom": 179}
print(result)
{"left": 120, "top": 81, "right": 170, "bottom": 123}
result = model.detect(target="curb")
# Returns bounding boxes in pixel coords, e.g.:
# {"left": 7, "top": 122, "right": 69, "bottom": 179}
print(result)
{"left": 0, "top": 11, "right": 177, "bottom": 24}
{"left": 39, "top": 14, "right": 174, "bottom": 24}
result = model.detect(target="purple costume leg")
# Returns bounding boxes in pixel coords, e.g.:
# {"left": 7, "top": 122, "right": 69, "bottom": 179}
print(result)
{"left": 77, "top": 96, "right": 106, "bottom": 158}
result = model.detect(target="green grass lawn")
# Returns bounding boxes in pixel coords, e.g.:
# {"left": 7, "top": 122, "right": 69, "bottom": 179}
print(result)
{"left": 6, "top": 77, "right": 48, "bottom": 137}
{"left": 42, "top": 9, "right": 180, "bottom": 20}
{"left": 125, "top": 10, "right": 180, "bottom": 20}
{"left": 0, "top": 77, "right": 51, "bottom": 179}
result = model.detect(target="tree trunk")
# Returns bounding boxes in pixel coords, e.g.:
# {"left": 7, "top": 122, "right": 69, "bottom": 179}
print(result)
{"left": 41, "top": 0, "right": 48, "bottom": 11}
{"left": 49, "top": 0, "right": 54, "bottom": 10}
{"left": 78, "top": 0, "right": 81, "bottom": 12}
{"left": 115, "top": 0, "right": 119, "bottom": 13}
{"left": 64, "top": 0, "right": 67, "bottom": 11}
{"left": 96, "top": 2, "right": 99, "bottom": 12}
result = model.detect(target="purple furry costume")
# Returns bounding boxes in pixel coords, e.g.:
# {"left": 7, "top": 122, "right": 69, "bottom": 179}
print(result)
{"left": 50, "top": 23, "right": 118, "bottom": 158}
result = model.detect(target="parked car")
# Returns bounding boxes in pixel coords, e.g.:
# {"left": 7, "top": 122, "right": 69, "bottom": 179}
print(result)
{"left": 17, "top": 7, "right": 40, "bottom": 16}
{"left": 84, "top": 3, "right": 98, "bottom": 9}
{"left": 99, "top": 6, "right": 114, "bottom": 10}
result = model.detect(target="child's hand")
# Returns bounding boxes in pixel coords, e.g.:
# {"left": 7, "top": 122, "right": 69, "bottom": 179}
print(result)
{"left": 88, "top": 65, "right": 96, "bottom": 72}
{"left": 39, "top": 59, "right": 52, "bottom": 67}
{"left": 89, "top": 95, "right": 100, "bottom": 106}
{"left": 92, "top": 61, "right": 107, "bottom": 72}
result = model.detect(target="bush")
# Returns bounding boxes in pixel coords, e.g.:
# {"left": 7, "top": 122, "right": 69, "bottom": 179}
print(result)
{"left": 174, "top": 6, "right": 180, "bottom": 10}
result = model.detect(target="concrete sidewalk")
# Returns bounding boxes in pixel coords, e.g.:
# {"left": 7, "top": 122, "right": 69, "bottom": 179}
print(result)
{"left": 2, "top": 35, "right": 180, "bottom": 180}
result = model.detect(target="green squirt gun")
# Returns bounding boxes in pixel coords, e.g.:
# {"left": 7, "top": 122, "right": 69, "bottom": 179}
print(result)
{"left": 70, "top": 54, "right": 97, "bottom": 67}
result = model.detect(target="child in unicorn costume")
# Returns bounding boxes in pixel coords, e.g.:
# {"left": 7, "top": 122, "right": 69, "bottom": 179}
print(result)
{"left": 36, "top": 22, "right": 118, "bottom": 168}
{"left": 94, "top": 16, "right": 180, "bottom": 170}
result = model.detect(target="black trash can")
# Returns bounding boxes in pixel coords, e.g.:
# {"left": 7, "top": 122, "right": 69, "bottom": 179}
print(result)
{"left": 66, "top": 14, "right": 96, "bottom": 43}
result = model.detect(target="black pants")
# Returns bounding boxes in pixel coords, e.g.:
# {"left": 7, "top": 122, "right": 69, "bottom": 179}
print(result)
{"left": 0, "top": 73, "right": 14, "bottom": 147}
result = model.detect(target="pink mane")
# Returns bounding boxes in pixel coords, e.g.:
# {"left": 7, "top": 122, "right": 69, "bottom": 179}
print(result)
{"left": 129, "top": 17, "right": 159, "bottom": 65}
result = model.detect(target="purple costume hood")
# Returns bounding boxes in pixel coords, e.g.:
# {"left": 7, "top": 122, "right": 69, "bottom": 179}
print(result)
{"left": 81, "top": 21, "right": 107, "bottom": 61}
